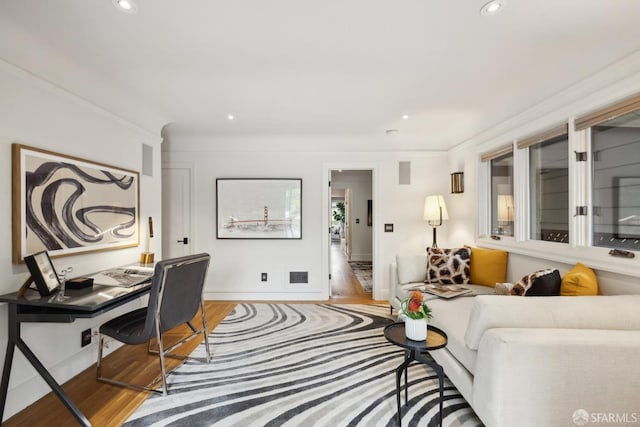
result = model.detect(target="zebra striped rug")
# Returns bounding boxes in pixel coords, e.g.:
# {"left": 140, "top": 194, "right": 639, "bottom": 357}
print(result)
{"left": 124, "top": 304, "right": 482, "bottom": 427}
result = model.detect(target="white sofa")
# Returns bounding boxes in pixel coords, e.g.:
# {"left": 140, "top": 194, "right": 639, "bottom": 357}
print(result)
{"left": 390, "top": 254, "right": 640, "bottom": 427}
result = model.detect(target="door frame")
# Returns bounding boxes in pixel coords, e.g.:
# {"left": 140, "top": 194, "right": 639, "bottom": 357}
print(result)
{"left": 323, "top": 163, "right": 379, "bottom": 300}
{"left": 161, "top": 161, "right": 195, "bottom": 257}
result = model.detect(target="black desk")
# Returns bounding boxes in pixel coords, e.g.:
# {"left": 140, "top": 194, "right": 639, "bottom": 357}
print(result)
{"left": 0, "top": 281, "right": 151, "bottom": 426}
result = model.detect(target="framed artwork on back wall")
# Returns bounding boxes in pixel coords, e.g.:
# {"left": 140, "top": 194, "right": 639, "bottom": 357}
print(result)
{"left": 216, "top": 178, "right": 302, "bottom": 239}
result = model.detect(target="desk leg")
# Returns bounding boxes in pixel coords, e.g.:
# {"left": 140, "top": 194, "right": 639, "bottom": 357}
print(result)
{"left": 2, "top": 304, "right": 91, "bottom": 427}
{"left": 0, "top": 337, "right": 16, "bottom": 423}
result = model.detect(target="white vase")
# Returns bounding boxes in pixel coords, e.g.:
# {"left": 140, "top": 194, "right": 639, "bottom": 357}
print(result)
{"left": 404, "top": 317, "right": 427, "bottom": 341}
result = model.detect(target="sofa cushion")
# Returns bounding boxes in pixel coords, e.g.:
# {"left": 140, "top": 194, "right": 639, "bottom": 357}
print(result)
{"left": 464, "top": 295, "right": 640, "bottom": 350}
{"left": 428, "top": 296, "right": 479, "bottom": 374}
{"left": 468, "top": 247, "right": 508, "bottom": 287}
{"left": 561, "top": 262, "right": 598, "bottom": 296}
{"left": 396, "top": 254, "right": 428, "bottom": 285}
{"left": 511, "top": 269, "right": 561, "bottom": 296}
{"left": 427, "top": 247, "right": 471, "bottom": 285}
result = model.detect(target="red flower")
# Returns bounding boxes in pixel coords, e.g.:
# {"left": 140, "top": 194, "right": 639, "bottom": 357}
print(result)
{"left": 402, "top": 290, "right": 433, "bottom": 320}
{"left": 409, "top": 291, "right": 423, "bottom": 303}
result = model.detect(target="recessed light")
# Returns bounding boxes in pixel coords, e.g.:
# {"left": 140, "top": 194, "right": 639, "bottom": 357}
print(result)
{"left": 227, "top": 114, "right": 235, "bottom": 121}
{"left": 112, "top": 0, "right": 138, "bottom": 14}
{"left": 402, "top": 114, "right": 409, "bottom": 120}
{"left": 480, "top": 0, "right": 505, "bottom": 16}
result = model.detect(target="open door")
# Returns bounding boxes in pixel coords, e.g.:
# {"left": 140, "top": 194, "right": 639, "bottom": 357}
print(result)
{"left": 328, "top": 174, "right": 333, "bottom": 297}
{"left": 344, "top": 188, "right": 352, "bottom": 260}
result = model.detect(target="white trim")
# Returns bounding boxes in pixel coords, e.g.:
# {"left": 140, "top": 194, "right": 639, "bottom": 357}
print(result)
{"left": 477, "top": 161, "right": 490, "bottom": 237}
{"left": 513, "top": 142, "right": 528, "bottom": 242}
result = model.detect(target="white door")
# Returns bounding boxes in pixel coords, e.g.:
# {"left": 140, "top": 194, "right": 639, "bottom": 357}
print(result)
{"left": 162, "top": 167, "right": 191, "bottom": 258}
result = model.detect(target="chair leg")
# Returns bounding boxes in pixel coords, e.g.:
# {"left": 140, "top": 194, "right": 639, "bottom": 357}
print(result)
{"left": 200, "top": 300, "right": 212, "bottom": 363}
{"left": 96, "top": 334, "right": 104, "bottom": 380}
{"left": 155, "top": 315, "right": 169, "bottom": 396}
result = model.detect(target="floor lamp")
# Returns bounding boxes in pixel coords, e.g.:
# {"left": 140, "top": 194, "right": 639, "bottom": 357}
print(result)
{"left": 423, "top": 195, "right": 449, "bottom": 248}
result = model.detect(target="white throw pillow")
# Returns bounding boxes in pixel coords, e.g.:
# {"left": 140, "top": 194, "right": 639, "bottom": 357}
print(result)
{"left": 396, "top": 254, "right": 428, "bottom": 284}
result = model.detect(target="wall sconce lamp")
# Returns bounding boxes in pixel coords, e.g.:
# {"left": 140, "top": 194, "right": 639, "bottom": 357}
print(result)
{"left": 451, "top": 172, "right": 464, "bottom": 194}
{"left": 423, "top": 195, "right": 449, "bottom": 248}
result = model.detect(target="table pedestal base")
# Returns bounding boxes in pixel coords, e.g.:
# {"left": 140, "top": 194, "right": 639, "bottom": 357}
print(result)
{"left": 394, "top": 350, "right": 445, "bottom": 427}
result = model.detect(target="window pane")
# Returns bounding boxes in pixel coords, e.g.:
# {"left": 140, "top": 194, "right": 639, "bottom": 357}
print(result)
{"left": 491, "top": 152, "right": 514, "bottom": 236}
{"left": 592, "top": 111, "right": 640, "bottom": 251}
{"left": 529, "top": 135, "right": 569, "bottom": 243}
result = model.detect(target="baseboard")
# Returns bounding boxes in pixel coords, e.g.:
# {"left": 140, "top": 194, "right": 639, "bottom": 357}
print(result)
{"left": 348, "top": 254, "right": 372, "bottom": 262}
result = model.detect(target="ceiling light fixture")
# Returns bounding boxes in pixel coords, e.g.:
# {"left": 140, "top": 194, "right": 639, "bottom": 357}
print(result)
{"left": 402, "top": 114, "right": 409, "bottom": 120}
{"left": 112, "top": 0, "right": 138, "bottom": 14}
{"left": 227, "top": 114, "right": 235, "bottom": 121}
{"left": 480, "top": 0, "right": 505, "bottom": 16}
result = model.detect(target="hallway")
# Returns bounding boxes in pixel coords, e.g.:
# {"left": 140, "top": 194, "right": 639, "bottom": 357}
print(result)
{"left": 330, "top": 241, "right": 373, "bottom": 301}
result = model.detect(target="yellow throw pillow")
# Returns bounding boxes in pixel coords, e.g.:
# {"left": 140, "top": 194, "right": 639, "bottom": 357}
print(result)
{"left": 468, "top": 247, "right": 509, "bottom": 287}
{"left": 561, "top": 262, "right": 598, "bottom": 296}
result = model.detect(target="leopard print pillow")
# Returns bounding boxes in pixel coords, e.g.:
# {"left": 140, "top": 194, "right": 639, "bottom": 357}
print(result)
{"left": 426, "top": 247, "right": 471, "bottom": 285}
{"left": 511, "top": 268, "right": 561, "bottom": 296}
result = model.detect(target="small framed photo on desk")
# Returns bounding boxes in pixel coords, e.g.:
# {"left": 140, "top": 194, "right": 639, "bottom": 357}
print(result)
{"left": 24, "top": 251, "right": 61, "bottom": 296}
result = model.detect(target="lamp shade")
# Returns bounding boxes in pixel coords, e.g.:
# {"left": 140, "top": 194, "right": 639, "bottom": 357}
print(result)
{"left": 497, "top": 194, "right": 514, "bottom": 222}
{"left": 423, "top": 195, "right": 449, "bottom": 223}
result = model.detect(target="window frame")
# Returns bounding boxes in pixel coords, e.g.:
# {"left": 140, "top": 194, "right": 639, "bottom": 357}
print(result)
{"left": 523, "top": 127, "right": 570, "bottom": 244}
{"left": 476, "top": 115, "right": 640, "bottom": 279}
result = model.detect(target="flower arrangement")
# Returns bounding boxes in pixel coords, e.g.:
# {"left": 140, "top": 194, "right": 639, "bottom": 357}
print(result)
{"left": 400, "top": 290, "right": 433, "bottom": 320}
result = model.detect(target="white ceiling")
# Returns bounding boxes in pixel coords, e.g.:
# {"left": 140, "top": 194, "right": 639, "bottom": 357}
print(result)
{"left": 1, "top": 0, "right": 640, "bottom": 150}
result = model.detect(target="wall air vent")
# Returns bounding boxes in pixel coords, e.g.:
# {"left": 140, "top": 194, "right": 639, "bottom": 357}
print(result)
{"left": 289, "top": 271, "right": 309, "bottom": 284}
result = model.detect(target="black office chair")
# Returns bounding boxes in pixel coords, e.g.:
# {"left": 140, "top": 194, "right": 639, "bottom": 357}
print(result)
{"left": 96, "top": 253, "right": 211, "bottom": 395}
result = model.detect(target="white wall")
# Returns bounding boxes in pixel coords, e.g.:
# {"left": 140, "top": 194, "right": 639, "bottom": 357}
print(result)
{"left": 331, "top": 170, "right": 372, "bottom": 261}
{"left": 162, "top": 133, "right": 451, "bottom": 301}
{"left": 0, "top": 60, "right": 163, "bottom": 420}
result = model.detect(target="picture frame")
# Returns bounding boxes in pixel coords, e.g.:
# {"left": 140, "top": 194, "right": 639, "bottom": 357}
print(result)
{"left": 23, "top": 251, "right": 61, "bottom": 296}
{"left": 216, "top": 178, "right": 302, "bottom": 239}
{"left": 12, "top": 144, "right": 140, "bottom": 263}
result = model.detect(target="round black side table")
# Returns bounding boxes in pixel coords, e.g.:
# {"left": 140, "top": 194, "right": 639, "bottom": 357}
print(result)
{"left": 383, "top": 322, "right": 448, "bottom": 427}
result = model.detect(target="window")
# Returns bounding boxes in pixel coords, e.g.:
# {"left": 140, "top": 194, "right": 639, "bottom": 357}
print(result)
{"left": 591, "top": 111, "right": 640, "bottom": 251}
{"left": 528, "top": 134, "right": 569, "bottom": 243}
{"left": 490, "top": 152, "right": 514, "bottom": 236}
{"left": 478, "top": 92, "right": 640, "bottom": 274}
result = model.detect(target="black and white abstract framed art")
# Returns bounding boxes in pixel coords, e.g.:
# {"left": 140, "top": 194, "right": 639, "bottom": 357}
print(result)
{"left": 12, "top": 144, "right": 140, "bottom": 263}
{"left": 216, "top": 178, "right": 302, "bottom": 239}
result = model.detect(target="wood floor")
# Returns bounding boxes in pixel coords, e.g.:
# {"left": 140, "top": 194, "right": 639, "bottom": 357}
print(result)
{"left": 4, "top": 252, "right": 382, "bottom": 427}
{"left": 330, "top": 240, "right": 373, "bottom": 303}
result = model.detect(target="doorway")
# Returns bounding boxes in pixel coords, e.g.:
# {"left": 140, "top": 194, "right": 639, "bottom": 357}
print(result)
{"left": 329, "top": 169, "right": 374, "bottom": 301}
